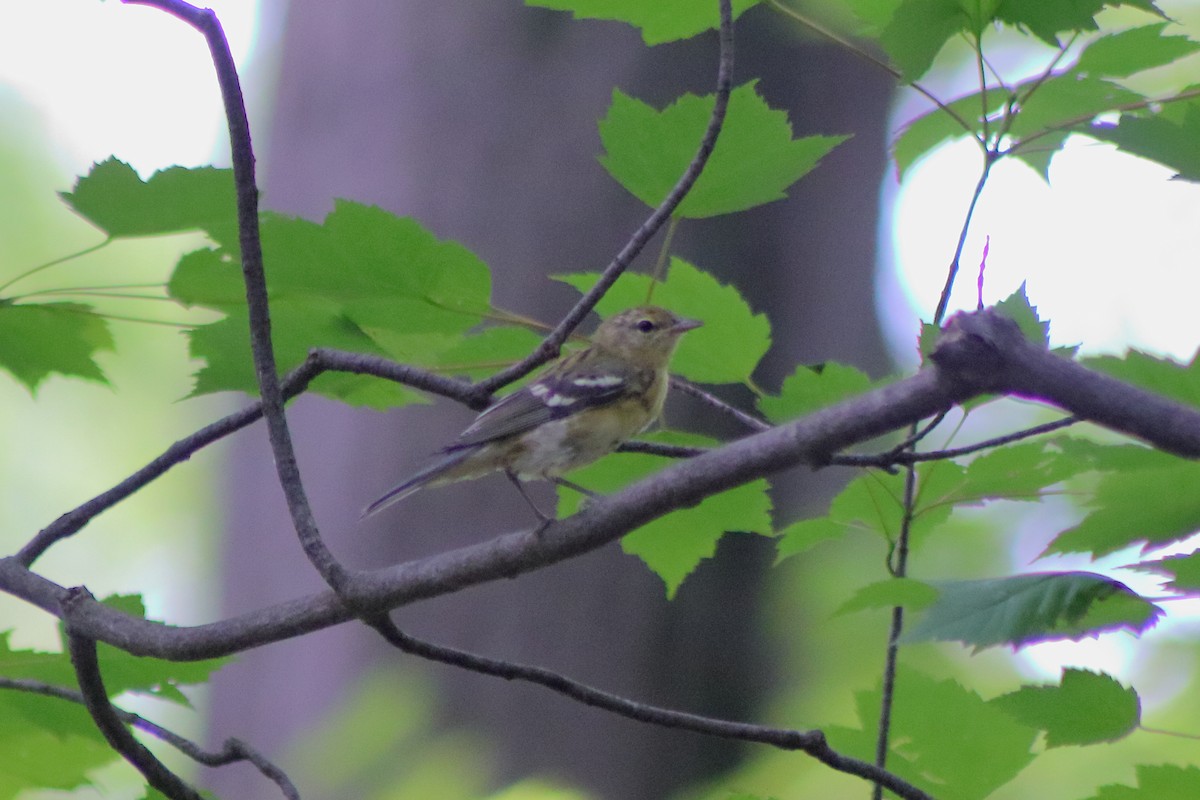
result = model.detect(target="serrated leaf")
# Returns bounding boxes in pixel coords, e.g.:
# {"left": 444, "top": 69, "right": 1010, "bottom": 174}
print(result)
{"left": 556, "top": 258, "right": 770, "bottom": 384}
{"left": 558, "top": 431, "right": 772, "bottom": 597}
{"left": 1046, "top": 460, "right": 1200, "bottom": 556}
{"left": 598, "top": 83, "right": 848, "bottom": 218}
{"left": 0, "top": 302, "right": 113, "bottom": 391}
{"left": 757, "top": 362, "right": 873, "bottom": 423}
{"left": 834, "top": 577, "right": 939, "bottom": 616}
{"left": 187, "top": 301, "right": 424, "bottom": 409}
{"left": 893, "top": 92, "right": 1000, "bottom": 179}
{"left": 1084, "top": 764, "right": 1200, "bottom": 800}
{"left": 903, "top": 572, "right": 1162, "bottom": 651}
{"left": 61, "top": 158, "right": 237, "bottom": 239}
{"left": 994, "top": 0, "right": 1164, "bottom": 47}
{"left": 825, "top": 667, "right": 1037, "bottom": 800}
{"left": 939, "top": 439, "right": 1089, "bottom": 507}
{"left": 878, "top": 0, "right": 970, "bottom": 82}
{"left": 1074, "top": 24, "right": 1200, "bottom": 79}
{"left": 1083, "top": 347, "right": 1200, "bottom": 408}
{"left": 526, "top": 0, "right": 762, "bottom": 45}
{"left": 776, "top": 463, "right": 962, "bottom": 562}
{"left": 994, "top": 282, "right": 1049, "bottom": 345}
{"left": 993, "top": 669, "right": 1139, "bottom": 747}
{"left": 1127, "top": 548, "right": 1200, "bottom": 591}
{"left": 172, "top": 201, "right": 492, "bottom": 407}
{"left": 1008, "top": 74, "right": 1142, "bottom": 143}
{"left": 1089, "top": 100, "right": 1200, "bottom": 182}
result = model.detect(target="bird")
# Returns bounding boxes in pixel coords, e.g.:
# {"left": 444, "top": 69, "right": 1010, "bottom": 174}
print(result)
{"left": 362, "top": 306, "right": 702, "bottom": 522}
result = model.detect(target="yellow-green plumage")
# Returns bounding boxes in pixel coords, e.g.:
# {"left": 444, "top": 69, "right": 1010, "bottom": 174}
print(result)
{"left": 362, "top": 306, "right": 700, "bottom": 519}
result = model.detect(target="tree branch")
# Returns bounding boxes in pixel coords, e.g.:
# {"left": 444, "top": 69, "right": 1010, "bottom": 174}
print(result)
{"left": 474, "top": 0, "right": 736, "bottom": 395}
{"left": 8, "top": 309, "right": 1199, "bottom": 662}
{"left": 0, "top": 676, "right": 298, "bottom": 799}
{"left": 365, "top": 615, "right": 933, "bottom": 800}
{"left": 123, "top": 0, "right": 347, "bottom": 589}
{"left": 64, "top": 588, "right": 203, "bottom": 800}
{"left": 16, "top": 348, "right": 472, "bottom": 568}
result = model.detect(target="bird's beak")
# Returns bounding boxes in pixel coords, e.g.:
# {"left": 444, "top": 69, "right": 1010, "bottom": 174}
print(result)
{"left": 671, "top": 317, "right": 703, "bottom": 333}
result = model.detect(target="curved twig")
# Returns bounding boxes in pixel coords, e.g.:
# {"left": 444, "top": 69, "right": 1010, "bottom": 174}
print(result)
{"left": 17, "top": 348, "right": 472, "bottom": 567}
{"left": 0, "top": 676, "right": 298, "bottom": 799}
{"left": 366, "top": 615, "right": 933, "bottom": 800}
{"left": 64, "top": 589, "right": 203, "bottom": 800}
{"left": 123, "top": 0, "right": 346, "bottom": 589}
{"left": 474, "top": 0, "right": 736, "bottom": 395}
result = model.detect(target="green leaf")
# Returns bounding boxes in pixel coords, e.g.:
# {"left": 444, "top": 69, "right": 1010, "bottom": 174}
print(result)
{"left": 1046, "top": 460, "right": 1200, "bottom": 556}
{"left": 1084, "top": 764, "right": 1200, "bottom": 800}
{"left": 61, "top": 158, "right": 237, "bottom": 239}
{"left": 1074, "top": 24, "right": 1200, "bottom": 79}
{"left": 57, "top": 595, "right": 231, "bottom": 705}
{"left": 558, "top": 431, "right": 772, "bottom": 597}
{"left": 526, "top": 0, "right": 763, "bottom": 45}
{"left": 775, "top": 462, "right": 963, "bottom": 562}
{"left": 993, "top": 669, "right": 1140, "bottom": 747}
{"left": 173, "top": 201, "right": 492, "bottom": 407}
{"left": 994, "top": 282, "right": 1050, "bottom": 346}
{"left": 1127, "top": 548, "right": 1200, "bottom": 591}
{"left": 598, "top": 83, "right": 848, "bottom": 218}
{"left": 0, "top": 302, "right": 113, "bottom": 391}
{"left": 757, "top": 362, "right": 873, "bottom": 423}
{"left": 994, "top": 0, "right": 1165, "bottom": 47}
{"left": 878, "top": 0, "right": 970, "bottom": 82}
{"left": 1083, "top": 347, "right": 1200, "bottom": 408}
{"left": 187, "top": 301, "right": 424, "bottom": 409}
{"left": 1007, "top": 74, "right": 1141, "bottom": 143}
{"left": 937, "top": 439, "right": 1090, "bottom": 508}
{"left": 168, "top": 247, "right": 246, "bottom": 307}
{"left": 834, "top": 577, "right": 939, "bottom": 616}
{"left": 893, "top": 92, "right": 1000, "bottom": 179}
{"left": 1089, "top": 100, "right": 1200, "bottom": 182}
{"left": 825, "top": 667, "right": 1037, "bottom": 800}
{"left": 429, "top": 325, "right": 545, "bottom": 380}
{"left": 556, "top": 258, "right": 770, "bottom": 384}
{"left": 903, "top": 572, "right": 1162, "bottom": 651}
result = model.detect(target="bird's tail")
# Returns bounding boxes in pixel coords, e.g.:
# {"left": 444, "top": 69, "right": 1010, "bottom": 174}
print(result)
{"left": 360, "top": 448, "right": 475, "bottom": 519}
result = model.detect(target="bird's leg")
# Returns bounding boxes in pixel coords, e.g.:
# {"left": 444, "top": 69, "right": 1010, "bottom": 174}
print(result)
{"left": 505, "top": 470, "right": 554, "bottom": 530}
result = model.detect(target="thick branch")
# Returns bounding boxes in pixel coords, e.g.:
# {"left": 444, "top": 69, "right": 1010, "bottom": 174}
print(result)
{"left": 8, "top": 309, "right": 1200, "bottom": 661}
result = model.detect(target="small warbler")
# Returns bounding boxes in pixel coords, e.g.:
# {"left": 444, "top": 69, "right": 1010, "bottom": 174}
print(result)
{"left": 362, "top": 306, "right": 701, "bottom": 521}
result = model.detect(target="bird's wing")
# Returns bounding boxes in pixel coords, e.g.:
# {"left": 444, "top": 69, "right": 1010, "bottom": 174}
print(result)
{"left": 449, "top": 363, "right": 631, "bottom": 448}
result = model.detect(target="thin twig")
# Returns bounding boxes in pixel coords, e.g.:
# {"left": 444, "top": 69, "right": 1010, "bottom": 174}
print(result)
{"left": 831, "top": 415, "right": 1079, "bottom": 468}
{"left": 17, "top": 349, "right": 472, "bottom": 567}
{"left": 365, "top": 615, "right": 933, "bottom": 800}
{"left": 65, "top": 589, "right": 203, "bottom": 800}
{"left": 872, "top": 462, "right": 917, "bottom": 800}
{"left": 766, "top": 0, "right": 979, "bottom": 141}
{"left": 0, "top": 677, "right": 298, "bottom": 799}
{"left": 474, "top": 0, "right": 736, "bottom": 396}
{"left": 932, "top": 153, "right": 995, "bottom": 325}
{"left": 617, "top": 440, "right": 709, "bottom": 459}
{"left": 670, "top": 376, "right": 771, "bottom": 432}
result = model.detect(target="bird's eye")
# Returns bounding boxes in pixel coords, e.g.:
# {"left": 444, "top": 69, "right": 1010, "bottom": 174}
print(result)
{"left": 635, "top": 319, "right": 656, "bottom": 333}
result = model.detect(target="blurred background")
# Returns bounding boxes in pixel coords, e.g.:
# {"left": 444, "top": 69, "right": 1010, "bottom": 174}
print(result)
{"left": 2, "top": 1, "right": 1200, "bottom": 798}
